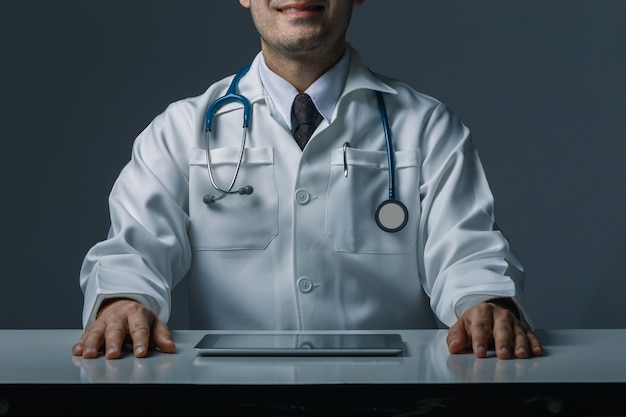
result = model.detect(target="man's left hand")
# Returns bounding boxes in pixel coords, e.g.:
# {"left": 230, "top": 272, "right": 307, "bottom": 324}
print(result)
{"left": 446, "top": 298, "right": 544, "bottom": 359}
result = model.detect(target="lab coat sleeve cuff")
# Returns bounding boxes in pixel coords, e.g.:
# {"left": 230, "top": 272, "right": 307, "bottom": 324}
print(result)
{"left": 80, "top": 260, "right": 172, "bottom": 328}
{"left": 454, "top": 294, "right": 535, "bottom": 330}
{"left": 83, "top": 293, "right": 163, "bottom": 329}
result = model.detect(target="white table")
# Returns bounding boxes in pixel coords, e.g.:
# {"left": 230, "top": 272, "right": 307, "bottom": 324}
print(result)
{"left": 1, "top": 329, "right": 624, "bottom": 415}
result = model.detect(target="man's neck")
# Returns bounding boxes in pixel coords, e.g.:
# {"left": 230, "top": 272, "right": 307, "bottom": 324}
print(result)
{"left": 260, "top": 42, "right": 346, "bottom": 93}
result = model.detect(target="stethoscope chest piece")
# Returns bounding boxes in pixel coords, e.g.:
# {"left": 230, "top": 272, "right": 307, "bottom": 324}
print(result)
{"left": 375, "top": 199, "right": 408, "bottom": 233}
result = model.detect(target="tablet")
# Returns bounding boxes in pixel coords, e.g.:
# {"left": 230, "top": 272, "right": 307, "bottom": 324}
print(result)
{"left": 194, "top": 333, "right": 405, "bottom": 356}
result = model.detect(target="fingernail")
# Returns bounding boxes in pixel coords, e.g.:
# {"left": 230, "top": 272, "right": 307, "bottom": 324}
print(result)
{"left": 135, "top": 345, "right": 145, "bottom": 355}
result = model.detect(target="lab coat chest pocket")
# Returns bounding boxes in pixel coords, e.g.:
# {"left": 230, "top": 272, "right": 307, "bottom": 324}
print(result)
{"left": 189, "top": 147, "right": 278, "bottom": 250}
{"left": 325, "top": 147, "right": 421, "bottom": 253}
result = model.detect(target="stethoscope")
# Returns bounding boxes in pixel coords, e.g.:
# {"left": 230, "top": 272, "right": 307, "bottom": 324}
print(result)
{"left": 202, "top": 65, "right": 408, "bottom": 233}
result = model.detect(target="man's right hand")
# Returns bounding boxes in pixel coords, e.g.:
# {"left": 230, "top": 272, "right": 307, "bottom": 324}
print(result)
{"left": 71, "top": 298, "right": 177, "bottom": 359}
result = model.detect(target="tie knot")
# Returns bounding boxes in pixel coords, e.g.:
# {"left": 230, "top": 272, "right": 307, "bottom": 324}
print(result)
{"left": 292, "top": 93, "right": 319, "bottom": 125}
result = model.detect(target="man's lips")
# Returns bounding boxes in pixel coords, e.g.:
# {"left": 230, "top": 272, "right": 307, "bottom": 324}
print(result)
{"left": 277, "top": 3, "right": 325, "bottom": 13}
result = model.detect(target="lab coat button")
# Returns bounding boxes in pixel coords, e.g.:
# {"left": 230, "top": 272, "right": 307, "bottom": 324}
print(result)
{"left": 295, "top": 189, "right": 311, "bottom": 204}
{"left": 297, "top": 277, "right": 314, "bottom": 293}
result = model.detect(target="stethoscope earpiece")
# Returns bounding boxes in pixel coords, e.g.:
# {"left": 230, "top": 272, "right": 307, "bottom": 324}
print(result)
{"left": 237, "top": 185, "right": 254, "bottom": 195}
{"left": 203, "top": 185, "right": 254, "bottom": 205}
{"left": 203, "top": 195, "right": 216, "bottom": 205}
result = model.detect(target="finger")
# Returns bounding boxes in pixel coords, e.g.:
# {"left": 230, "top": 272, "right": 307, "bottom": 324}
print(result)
{"left": 103, "top": 321, "right": 129, "bottom": 359}
{"left": 466, "top": 305, "right": 495, "bottom": 358}
{"left": 470, "top": 322, "right": 492, "bottom": 358}
{"left": 492, "top": 311, "right": 516, "bottom": 359}
{"left": 447, "top": 320, "right": 471, "bottom": 354}
{"left": 76, "top": 324, "right": 107, "bottom": 359}
{"left": 527, "top": 330, "right": 544, "bottom": 357}
{"left": 513, "top": 328, "right": 530, "bottom": 359}
{"left": 126, "top": 313, "right": 153, "bottom": 358}
{"left": 71, "top": 342, "right": 84, "bottom": 357}
{"left": 152, "top": 320, "right": 177, "bottom": 354}
{"left": 71, "top": 332, "right": 87, "bottom": 356}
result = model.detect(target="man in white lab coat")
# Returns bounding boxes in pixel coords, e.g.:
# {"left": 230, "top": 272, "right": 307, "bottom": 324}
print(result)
{"left": 73, "top": 0, "right": 543, "bottom": 360}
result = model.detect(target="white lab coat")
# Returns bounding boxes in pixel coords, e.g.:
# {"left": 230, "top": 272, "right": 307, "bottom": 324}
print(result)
{"left": 80, "top": 46, "right": 528, "bottom": 330}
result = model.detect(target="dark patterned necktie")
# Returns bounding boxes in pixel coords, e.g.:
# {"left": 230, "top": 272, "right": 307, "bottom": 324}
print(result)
{"left": 291, "top": 93, "right": 321, "bottom": 149}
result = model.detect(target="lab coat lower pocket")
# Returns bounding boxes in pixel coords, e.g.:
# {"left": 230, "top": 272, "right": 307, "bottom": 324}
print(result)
{"left": 189, "top": 146, "right": 278, "bottom": 250}
{"left": 325, "top": 147, "right": 420, "bottom": 254}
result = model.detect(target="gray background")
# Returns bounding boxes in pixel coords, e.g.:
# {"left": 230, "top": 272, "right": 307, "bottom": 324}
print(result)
{"left": 1, "top": 1, "right": 624, "bottom": 330}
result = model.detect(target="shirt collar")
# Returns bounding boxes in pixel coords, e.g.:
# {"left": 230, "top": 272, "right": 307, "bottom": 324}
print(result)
{"left": 258, "top": 48, "right": 351, "bottom": 130}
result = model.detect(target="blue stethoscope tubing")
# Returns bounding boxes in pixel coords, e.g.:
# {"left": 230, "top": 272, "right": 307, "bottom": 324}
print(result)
{"left": 203, "top": 65, "right": 408, "bottom": 232}
{"left": 205, "top": 65, "right": 252, "bottom": 131}
{"left": 374, "top": 89, "right": 409, "bottom": 232}
{"left": 202, "top": 65, "right": 253, "bottom": 204}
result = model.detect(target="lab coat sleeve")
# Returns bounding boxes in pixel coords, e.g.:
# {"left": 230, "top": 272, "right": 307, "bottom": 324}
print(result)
{"left": 418, "top": 103, "right": 529, "bottom": 328}
{"left": 79, "top": 101, "right": 193, "bottom": 328}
